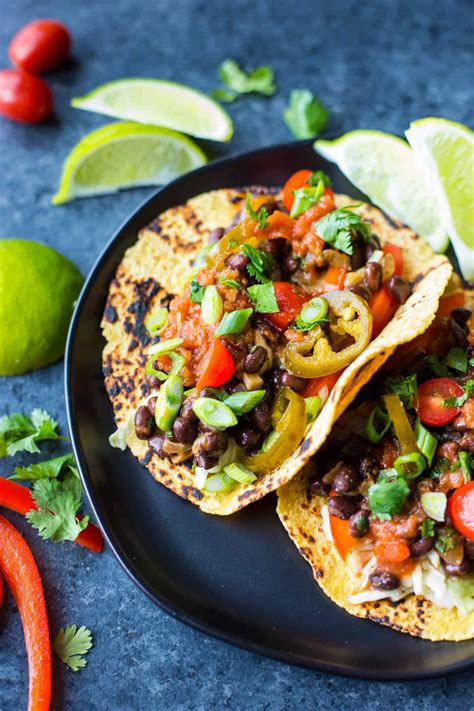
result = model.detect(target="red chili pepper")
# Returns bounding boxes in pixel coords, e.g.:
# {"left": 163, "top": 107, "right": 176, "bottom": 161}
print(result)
{"left": 382, "top": 242, "right": 404, "bottom": 276}
{"left": 281, "top": 169, "right": 313, "bottom": 212}
{"left": 266, "top": 281, "right": 310, "bottom": 331}
{"left": 323, "top": 266, "right": 346, "bottom": 292}
{"left": 196, "top": 337, "right": 236, "bottom": 390}
{"left": 0, "top": 477, "right": 103, "bottom": 553}
{"left": 0, "top": 514, "right": 52, "bottom": 711}
{"left": 369, "top": 285, "right": 398, "bottom": 338}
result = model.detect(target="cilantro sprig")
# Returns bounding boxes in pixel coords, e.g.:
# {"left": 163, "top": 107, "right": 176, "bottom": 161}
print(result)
{"left": 241, "top": 243, "right": 274, "bottom": 283}
{"left": 54, "top": 625, "right": 93, "bottom": 672}
{"left": 368, "top": 476, "right": 410, "bottom": 520}
{"left": 0, "top": 409, "right": 62, "bottom": 457}
{"left": 384, "top": 374, "right": 418, "bottom": 409}
{"left": 189, "top": 278, "right": 205, "bottom": 304}
{"left": 212, "top": 59, "right": 276, "bottom": 103}
{"left": 247, "top": 282, "right": 279, "bottom": 313}
{"left": 27, "top": 473, "right": 89, "bottom": 543}
{"left": 314, "top": 205, "right": 370, "bottom": 255}
{"left": 283, "top": 89, "right": 329, "bottom": 139}
{"left": 444, "top": 379, "right": 474, "bottom": 408}
{"left": 245, "top": 192, "right": 269, "bottom": 230}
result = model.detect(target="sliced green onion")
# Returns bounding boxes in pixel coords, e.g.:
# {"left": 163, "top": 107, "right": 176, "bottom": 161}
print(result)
{"left": 364, "top": 406, "right": 391, "bottom": 444}
{"left": 215, "top": 308, "right": 253, "bottom": 336}
{"left": 459, "top": 451, "right": 472, "bottom": 483}
{"left": 204, "top": 472, "right": 236, "bottom": 493}
{"left": 299, "top": 296, "right": 328, "bottom": 325}
{"left": 261, "top": 431, "right": 279, "bottom": 452}
{"left": 421, "top": 491, "right": 447, "bottom": 522}
{"left": 421, "top": 518, "right": 435, "bottom": 538}
{"left": 290, "top": 181, "right": 325, "bottom": 218}
{"left": 247, "top": 283, "right": 279, "bottom": 313}
{"left": 223, "top": 390, "right": 266, "bottom": 414}
{"left": 148, "top": 337, "right": 183, "bottom": 356}
{"left": 305, "top": 396, "right": 321, "bottom": 423}
{"left": 394, "top": 452, "right": 426, "bottom": 479}
{"left": 443, "top": 346, "right": 468, "bottom": 374}
{"left": 201, "top": 285, "right": 223, "bottom": 325}
{"left": 415, "top": 419, "right": 437, "bottom": 466}
{"left": 377, "top": 468, "right": 398, "bottom": 482}
{"left": 192, "top": 397, "right": 238, "bottom": 430}
{"left": 154, "top": 375, "right": 184, "bottom": 432}
{"left": 223, "top": 462, "right": 257, "bottom": 484}
{"left": 146, "top": 308, "right": 168, "bottom": 335}
{"left": 146, "top": 338, "right": 185, "bottom": 380}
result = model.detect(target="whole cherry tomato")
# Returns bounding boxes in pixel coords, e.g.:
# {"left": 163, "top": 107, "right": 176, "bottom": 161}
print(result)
{"left": 448, "top": 481, "right": 474, "bottom": 541}
{"left": 415, "top": 377, "right": 464, "bottom": 427}
{"left": 8, "top": 19, "right": 71, "bottom": 73}
{"left": 0, "top": 69, "right": 53, "bottom": 123}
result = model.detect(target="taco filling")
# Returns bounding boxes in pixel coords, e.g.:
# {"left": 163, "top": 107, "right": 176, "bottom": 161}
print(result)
{"left": 131, "top": 170, "right": 415, "bottom": 493}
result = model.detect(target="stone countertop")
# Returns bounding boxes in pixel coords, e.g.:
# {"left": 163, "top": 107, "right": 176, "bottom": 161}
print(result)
{"left": 1, "top": 0, "right": 473, "bottom": 708}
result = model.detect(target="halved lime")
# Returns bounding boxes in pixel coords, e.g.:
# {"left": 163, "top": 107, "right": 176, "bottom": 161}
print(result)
{"left": 71, "top": 78, "right": 233, "bottom": 142}
{"left": 315, "top": 130, "right": 449, "bottom": 253}
{"left": 52, "top": 122, "right": 207, "bottom": 204}
{"left": 406, "top": 118, "right": 474, "bottom": 280}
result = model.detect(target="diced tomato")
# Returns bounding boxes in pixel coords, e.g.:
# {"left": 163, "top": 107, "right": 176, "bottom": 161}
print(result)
{"left": 301, "top": 370, "right": 343, "bottom": 399}
{"left": 415, "top": 378, "right": 464, "bottom": 427}
{"left": 266, "top": 281, "right": 310, "bottom": 331}
{"left": 369, "top": 285, "right": 398, "bottom": 338}
{"left": 382, "top": 242, "right": 404, "bottom": 276}
{"left": 448, "top": 482, "right": 474, "bottom": 541}
{"left": 293, "top": 188, "right": 336, "bottom": 240}
{"left": 323, "top": 266, "right": 346, "bottom": 292}
{"left": 437, "top": 292, "right": 465, "bottom": 318}
{"left": 282, "top": 170, "right": 313, "bottom": 211}
{"left": 195, "top": 337, "right": 236, "bottom": 390}
{"left": 375, "top": 540, "right": 411, "bottom": 564}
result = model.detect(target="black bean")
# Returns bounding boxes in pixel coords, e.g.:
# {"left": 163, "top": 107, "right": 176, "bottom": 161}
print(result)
{"left": 364, "top": 261, "right": 382, "bottom": 292}
{"left": 145, "top": 373, "right": 161, "bottom": 389}
{"left": 180, "top": 397, "right": 197, "bottom": 421}
{"left": 244, "top": 346, "right": 267, "bottom": 374}
{"left": 410, "top": 536, "right": 434, "bottom": 557}
{"left": 172, "top": 416, "right": 198, "bottom": 444}
{"left": 262, "top": 237, "right": 287, "bottom": 257}
{"left": 386, "top": 276, "right": 411, "bottom": 304}
{"left": 194, "top": 451, "right": 219, "bottom": 470}
{"left": 232, "top": 426, "right": 260, "bottom": 454}
{"left": 332, "top": 463, "right": 359, "bottom": 493}
{"left": 308, "top": 473, "right": 328, "bottom": 497}
{"left": 350, "top": 241, "right": 366, "bottom": 270}
{"left": 134, "top": 406, "right": 155, "bottom": 440}
{"left": 349, "top": 509, "right": 369, "bottom": 538}
{"left": 222, "top": 336, "right": 248, "bottom": 369}
{"left": 450, "top": 319, "right": 468, "bottom": 348}
{"left": 226, "top": 380, "right": 246, "bottom": 394}
{"left": 281, "top": 371, "right": 307, "bottom": 392}
{"left": 149, "top": 434, "right": 166, "bottom": 458}
{"left": 250, "top": 402, "right": 271, "bottom": 433}
{"left": 438, "top": 427, "right": 462, "bottom": 442}
{"left": 225, "top": 252, "right": 249, "bottom": 271}
{"left": 264, "top": 200, "right": 278, "bottom": 216}
{"left": 369, "top": 570, "right": 400, "bottom": 590}
{"left": 460, "top": 432, "right": 474, "bottom": 453}
{"left": 255, "top": 318, "right": 280, "bottom": 345}
{"left": 349, "top": 284, "right": 370, "bottom": 302}
{"left": 451, "top": 308, "right": 471, "bottom": 326}
{"left": 208, "top": 227, "right": 225, "bottom": 244}
{"left": 199, "top": 430, "right": 228, "bottom": 454}
{"left": 267, "top": 367, "right": 283, "bottom": 393}
{"left": 359, "top": 456, "right": 379, "bottom": 479}
{"left": 147, "top": 396, "right": 157, "bottom": 416}
{"left": 464, "top": 539, "right": 474, "bottom": 560}
{"left": 443, "top": 559, "right": 471, "bottom": 576}
{"left": 283, "top": 254, "right": 300, "bottom": 274}
{"left": 327, "top": 495, "right": 359, "bottom": 520}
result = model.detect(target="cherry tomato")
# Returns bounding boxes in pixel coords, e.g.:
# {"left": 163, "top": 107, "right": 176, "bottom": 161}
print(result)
{"left": 0, "top": 69, "right": 53, "bottom": 123}
{"left": 448, "top": 481, "right": 474, "bottom": 541}
{"left": 8, "top": 19, "right": 71, "bottom": 73}
{"left": 382, "top": 242, "right": 404, "bottom": 277}
{"left": 415, "top": 378, "right": 464, "bottom": 427}
{"left": 266, "top": 282, "right": 310, "bottom": 331}
{"left": 282, "top": 170, "right": 313, "bottom": 212}
{"left": 196, "top": 337, "right": 235, "bottom": 390}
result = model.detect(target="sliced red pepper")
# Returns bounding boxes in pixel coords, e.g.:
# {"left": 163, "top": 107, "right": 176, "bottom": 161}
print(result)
{"left": 301, "top": 370, "right": 343, "bottom": 399}
{"left": 323, "top": 266, "right": 346, "bottom": 292}
{"left": 282, "top": 169, "right": 313, "bottom": 211}
{"left": 0, "top": 514, "right": 51, "bottom": 711}
{"left": 369, "top": 285, "right": 398, "bottom": 338}
{"left": 0, "top": 477, "right": 103, "bottom": 553}
{"left": 195, "top": 337, "right": 236, "bottom": 390}
{"left": 382, "top": 242, "right": 404, "bottom": 276}
{"left": 437, "top": 292, "right": 465, "bottom": 318}
{"left": 266, "top": 281, "right": 310, "bottom": 331}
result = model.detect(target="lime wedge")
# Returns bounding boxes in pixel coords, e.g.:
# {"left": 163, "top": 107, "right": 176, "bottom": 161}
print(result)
{"left": 406, "top": 118, "right": 474, "bottom": 280}
{"left": 52, "top": 122, "right": 207, "bottom": 205}
{"left": 71, "top": 78, "right": 233, "bottom": 142}
{"left": 315, "top": 130, "right": 449, "bottom": 253}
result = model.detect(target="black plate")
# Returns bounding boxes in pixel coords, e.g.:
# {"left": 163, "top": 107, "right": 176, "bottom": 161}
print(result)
{"left": 66, "top": 140, "right": 474, "bottom": 680}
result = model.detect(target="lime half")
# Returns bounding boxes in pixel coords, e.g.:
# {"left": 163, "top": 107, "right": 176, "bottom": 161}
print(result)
{"left": 406, "top": 118, "right": 474, "bottom": 280}
{"left": 315, "top": 130, "right": 449, "bottom": 253}
{"left": 71, "top": 78, "right": 233, "bottom": 142}
{"left": 52, "top": 122, "right": 207, "bottom": 204}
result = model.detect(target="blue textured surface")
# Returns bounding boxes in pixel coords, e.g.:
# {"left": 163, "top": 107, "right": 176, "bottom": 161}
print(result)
{"left": 1, "top": 0, "right": 473, "bottom": 708}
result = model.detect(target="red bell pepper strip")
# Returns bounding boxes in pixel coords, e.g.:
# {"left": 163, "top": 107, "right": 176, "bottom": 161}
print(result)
{"left": 281, "top": 169, "right": 313, "bottom": 212}
{"left": 0, "top": 514, "right": 52, "bottom": 711}
{"left": 266, "top": 281, "right": 310, "bottom": 331}
{"left": 328, "top": 491, "right": 357, "bottom": 560}
{"left": 323, "top": 266, "right": 346, "bottom": 292}
{"left": 382, "top": 242, "right": 404, "bottom": 276}
{"left": 196, "top": 337, "right": 235, "bottom": 390}
{"left": 0, "top": 477, "right": 103, "bottom": 553}
{"left": 301, "top": 370, "right": 343, "bottom": 399}
{"left": 369, "top": 285, "right": 398, "bottom": 338}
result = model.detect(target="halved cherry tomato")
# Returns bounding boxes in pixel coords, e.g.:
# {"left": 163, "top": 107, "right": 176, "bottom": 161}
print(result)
{"left": 437, "top": 292, "right": 465, "bottom": 318}
{"left": 415, "top": 378, "right": 464, "bottom": 427}
{"left": 0, "top": 69, "right": 53, "bottom": 123}
{"left": 448, "top": 482, "right": 474, "bottom": 541}
{"left": 282, "top": 170, "right": 313, "bottom": 211}
{"left": 375, "top": 540, "right": 411, "bottom": 564}
{"left": 196, "top": 337, "right": 235, "bottom": 390}
{"left": 266, "top": 281, "right": 310, "bottom": 331}
{"left": 323, "top": 266, "right": 346, "bottom": 292}
{"left": 369, "top": 285, "right": 398, "bottom": 338}
{"left": 382, "top": 242, "right": 404, "bottom": 277}
{"left": 301, "top": 370, "right": 342, "bottom": 399}
{"left": 9, "top": 19, "right": 71, "bottom": 73}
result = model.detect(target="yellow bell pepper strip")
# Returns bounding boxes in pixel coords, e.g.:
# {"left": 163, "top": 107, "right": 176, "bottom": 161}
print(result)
{"left": 245, "top": 387, "right": 306, "bottom": 475}
{"left": 284, "top": 290, "right": 372, "bottom": 378}
{"left": 382, "top": 393, "right": 420, "bottom": 455}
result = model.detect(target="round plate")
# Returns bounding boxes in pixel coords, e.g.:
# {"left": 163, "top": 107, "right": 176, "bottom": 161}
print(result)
{"left": 66, "top": 140, "right": 474, "bottom": 680}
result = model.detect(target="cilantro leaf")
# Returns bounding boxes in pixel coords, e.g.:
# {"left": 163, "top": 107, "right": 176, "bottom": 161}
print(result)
{"left": 308, "top": 170, "right": 331, "bottom": 188}
{"left": 368, "top": 477, "right": 410, "bottom": 520}
{"left": 435, "top": 527, "right": 458, "bottom": 554}
{"left": 283, "top": 89, "right": 329, "bottom": 139}
{"left": 247, "top": 282, "right": 279, "bottom": 313}
{"left": 0, "top": 410, "right": 61, "bottom": 457}
{"left": 444, "top": 379, "right": 474, "bottom": 408}
{"left": 11, "top": 453, "right": 75, "bottom": 481}
{"left": 314, "top": 206, "right": 370, "bottom": 256}
{"left": 219, "top": 277, "right": 242, "bottom": 290}
{"left": 443, "top": 346, "right": 468, "bottom": 374}
{"left": 384, "top": 374, "right": 418, "bottom": 409}
{"left": 53, "top": 625, "right": 93, "bottom": 672}
{"left": 245, "top": 192, "right": 269, "bottom": 229}
{"left": 189, "top": 278, "right": 205, "bottom": 304}
{"left": 211, "top": 87, "right": 238, "bottom": 103}
{"left": 425, "top": 354, "right": 450, "bottom": 378}
{"left": 421, "top": 518, "right": 436, "bottom": 538}
{"left": 216, "top": 59, "right": 276, "bottom": 98}
{"left": 290, "top": 182, "right": 325, "bottom": 219}
{"left": 27, "top": 477, "right": 88, "bottom": 543}
{"left": 241, "top": 243, "right": 274, "bottom": 283}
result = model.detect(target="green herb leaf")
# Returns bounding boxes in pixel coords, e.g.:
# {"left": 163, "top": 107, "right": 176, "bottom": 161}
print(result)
{"left": 247, "top": 282, "right": 279, "bottom": 313}
{"left": 0, "top": 410, "right": 61, "bottom": 458}
{"left": 283, "top": 89, "right": 329, "bottom": 139}
{"left": 435, "top": 527, "right": 458, "bottom": 554}
{"left": 11, "top": 453, "right": 76, "bottom": 481}
{"left": 368, "top": 477, "right": 410, "bottom": 520}
{"left": 215, "top": 308, "right": 253, "bottom": 336}
{"left": 384, "top": 373, "right": 418, "bottom": 409}
{"left": 53, "top": 625, "right": 93, "bottom": 672}
{"left": 217, "top": 59, "right": 276, "bottom": 97}
{"left": 241, "top": 243, "right": 274, "bottom": 283}
{"left": 313, "top": 206, "right": 370, "bottom": 256}
{"left": 444, "top": 379, "right": 474, "bottom": 408}
{"left": 211, "top": 87, "right": 238, "bottom": 103}
{"left": 421, "top": 518, "right": 435, "bottom": 538}
{"left": 219, "top": 277, "right": 242, "bottom": 290}
{"left": 245, "top": 192, "right": 269, "bottom": 230}
{"left": 443, "top": 346, "right": 468, "bottom": 374}
{"left": 308, "top": 170, "right": 331, "bottom": 188}
{"left": 190, "top": 278, "right": 205, "bottom": 304}
{"left": 290, "top": 182, "right": 325, "bottom": 218}
{"left": 425, "top": 354, "right": 450, "bottom": 378}
{"left": 27, "top": 476, "right": 88, "bottom": 543}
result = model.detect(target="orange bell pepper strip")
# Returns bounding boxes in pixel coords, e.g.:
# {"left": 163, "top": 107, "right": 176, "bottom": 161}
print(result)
{"left": 323, "top": 266, "right": 347, "bottom": 292}
{"left": 301, "top": 370, "right": 343, "bottom": 399}
{"left": 195, "top": 337, "right": 236, "bottom": 390}
{"left": 369, "top": 285, "right": 398, "bottom": 338}
{"left": 0, "top": 477, "right": 103, "bottom": 553}
{"left": 0, "top": 514, "right": 52, "bottom": 711}
{"left": 328, "top": 490, "right": 357, "bottom": 560}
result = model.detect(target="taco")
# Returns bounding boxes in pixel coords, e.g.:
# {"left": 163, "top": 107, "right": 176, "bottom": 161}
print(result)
{"left": 102, "top": 168, "right": 452, "bottom": 515}
{"left": 277, "top": 286, "right": 474, "bottom": 640}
